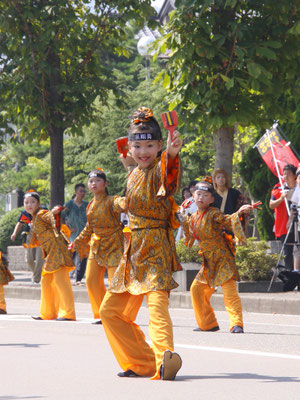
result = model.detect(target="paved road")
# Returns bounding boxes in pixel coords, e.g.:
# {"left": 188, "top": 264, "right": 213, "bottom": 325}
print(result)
{"left": 1, "top": 298, "right": 300, "bottom": 400}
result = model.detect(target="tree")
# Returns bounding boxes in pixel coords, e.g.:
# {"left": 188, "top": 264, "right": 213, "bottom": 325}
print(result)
{"left": 0, "top": 0, "right": 156, "bottom": 206}
{"left": 156, "top": 0, "right": 300, "bottom": 179}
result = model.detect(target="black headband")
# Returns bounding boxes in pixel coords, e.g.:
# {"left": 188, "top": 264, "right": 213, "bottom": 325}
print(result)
{"left": 128, "top": 132, "right": 156, "bottom": 141}
{"left": 296, "top": 170, "right": 300, "bottom": 178}
{"left": 88, "top": 171, "right": 106, "bottom": 180}
{"left": 195, "top": 185, "right": 215, "bottom": 194}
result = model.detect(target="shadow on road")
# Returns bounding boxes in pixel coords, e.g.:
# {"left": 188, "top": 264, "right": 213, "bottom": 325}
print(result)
{"left": 176, "top": 372, "right": 300, "bottom": 383}
{"left": 0, "top": 343, "right": 48, "bottom": 348}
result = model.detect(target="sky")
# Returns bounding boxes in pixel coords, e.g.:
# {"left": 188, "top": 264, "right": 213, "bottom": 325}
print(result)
{"left": 152, "top": 0, "right": 165, "bottom": 12}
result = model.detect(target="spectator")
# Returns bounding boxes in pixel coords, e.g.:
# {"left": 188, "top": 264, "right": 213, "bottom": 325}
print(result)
{"left": 176, "top": 181, "right": 198, "bottom": 242}
{"left": 11, "top": 209, "right": 44, "bottom": 284}
{"left": 64, "top": 183, "right": 88, "bottom": 285}
{"left": 269, "top": 164, "right": 297, "bottom": 271}
{"left": 290, "top": 167, "right": 300, "bottom": 271}
{"left": 175, "top": 187, "right": 191, "bottom": 242}
{"left": 212, "top": 168, "right": 248, "bottom": 214}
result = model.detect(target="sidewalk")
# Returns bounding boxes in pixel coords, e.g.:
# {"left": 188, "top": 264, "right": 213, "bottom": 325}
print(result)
{"left": 5, "top": 270, "right": 300, "bottom": 316}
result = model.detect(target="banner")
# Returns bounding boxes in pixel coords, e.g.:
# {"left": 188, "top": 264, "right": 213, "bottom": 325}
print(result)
{"left": 255, "top": 126, "right": 299, "bottom": 177}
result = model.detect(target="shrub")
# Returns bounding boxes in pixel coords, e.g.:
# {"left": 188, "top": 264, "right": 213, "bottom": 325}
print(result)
{"left": 235, "top": 238, "right": 278, "bottom": 281}
{"left": 0, "top": 208, "right": 24, "bottom": 252}
{"left": 175, "top": 239, "right": 201, "bottom": 263}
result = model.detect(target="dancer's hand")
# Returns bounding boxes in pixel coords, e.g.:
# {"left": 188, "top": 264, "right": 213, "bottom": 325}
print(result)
{"left": 167, "top": 130, "right": 183, "bottom": 159}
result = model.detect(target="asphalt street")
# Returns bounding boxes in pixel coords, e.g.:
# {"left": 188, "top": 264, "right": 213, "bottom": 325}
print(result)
{"left": 1, "top": 298, "right": 300, "bottom": 400}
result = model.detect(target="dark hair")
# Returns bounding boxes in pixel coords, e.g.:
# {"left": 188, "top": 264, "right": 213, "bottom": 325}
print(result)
{"left": 283, "top": 164, "right": 297, "bottom": 175}
{"left": 181, "top": 186, "right": 191, "bottom": 199}
{"left": 128, "top": 107, "right": 162, "bottom": 141}
{"left": 88, "top": 169, "right": 107, "bottom": 181}
{"left": 188, "top": 180, "right": 200, "bottom": 190}
{"left": 75, "top": 183, "right": 85, "bottom": 191}
{"left": 24, "top": 190, "right": 40, "bottom": 202}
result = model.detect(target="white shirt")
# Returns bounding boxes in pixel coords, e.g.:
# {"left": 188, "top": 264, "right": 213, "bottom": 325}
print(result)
{"left": 291, "top": 186, "right": 300, "bottom": 230}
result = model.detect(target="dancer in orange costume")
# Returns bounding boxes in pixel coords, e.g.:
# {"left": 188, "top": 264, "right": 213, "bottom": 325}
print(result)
{"left": 24, "top": 190, "right": 76, "bottom": 321}
{"left": 100, "top": 107, "right": 183, "bottom": 380}
{"left": 0, "top": 252, "right": 14, "bottom": 314}
{"left": 73, "top": 168, "right": 126, "bottom": 324}
{"left": 182, "top": 181, "right": 251, "bottom": 333}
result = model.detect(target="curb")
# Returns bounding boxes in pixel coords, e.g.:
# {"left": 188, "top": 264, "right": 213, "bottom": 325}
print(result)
{"left": 5, "top": 284, "right": 300, "bottom": 316}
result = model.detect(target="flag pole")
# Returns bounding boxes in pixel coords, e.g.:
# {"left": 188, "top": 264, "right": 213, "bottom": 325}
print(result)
{"left": 266, "top": 128, "right": 290, "bottom": 216}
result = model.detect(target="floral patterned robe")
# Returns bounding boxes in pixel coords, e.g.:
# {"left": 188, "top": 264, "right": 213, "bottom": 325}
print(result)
{"left": 30, "top": 209, "right": 74, "bottom": 273}
{"left": 183, "top": 207, "right": 246, "bottom": 288}
{"left": 109, "top": 151, "right": 182, "bottom": 295}
{"left": 74, "top": 194, "right": 125, "bottom": 268}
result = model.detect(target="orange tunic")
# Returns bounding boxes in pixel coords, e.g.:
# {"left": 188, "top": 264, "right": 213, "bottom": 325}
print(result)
{"left": 74, "top": 194, "right": 125, "bottom": 268}
{"left": 110, "top": 150, "right": 182, "bottom": 295}
{"left": 0, "top": 252, "right": 14, "bottom": 285}
{"left": 30, "top": 209, "right": 74, "bottom": 273}
{"left": 183, "top": 207, "right": 246, "bottom": 288}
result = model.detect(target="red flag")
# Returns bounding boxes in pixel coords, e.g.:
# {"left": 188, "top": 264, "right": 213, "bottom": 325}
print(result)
{"left": 255, "top": 127, "right": 299, "bottom": 177}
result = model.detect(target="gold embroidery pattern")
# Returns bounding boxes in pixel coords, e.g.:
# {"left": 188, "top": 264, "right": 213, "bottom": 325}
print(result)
{"left": 31, "top": 210, "right": 74, "bottom": 273}
{"left": 110, "top": 151, "right": 182, "bottom": 295}
{"left": 74, "top": 195, "right": 125, "bottom": 268}
{"left": 183, "top": 208, "right": 246, "bottom": 287}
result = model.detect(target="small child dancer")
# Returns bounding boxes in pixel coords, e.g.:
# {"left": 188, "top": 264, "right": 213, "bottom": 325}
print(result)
{"left": 0, "top": 252, "right": 14, "bottom": 314}
{"left": 100, "top": 107, "right": 183, "bottom": 380}
{"left": 183, "top": 181, "right": 251, "bottom": 333}
{"left": 24, "top": 190, "right": 76, "bottom": 321}
{"left": 72, "top": 168, "right": 125, "bottom": 324}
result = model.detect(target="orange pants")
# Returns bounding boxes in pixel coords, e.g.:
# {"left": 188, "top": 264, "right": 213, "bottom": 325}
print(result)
{"left": 40, "top": 267, "right": 76, "bottom": 320}
{"left": 0, "top": 285, "right": 6, "bottom": 312}
{"left": 100, "top": 290, "right": 173, "bottom": 379}
{"left": 190, "top": 278, "right": 243, "bottom": 330}
{"left": 85, "top": 259, "right": 117, "bottom": 319}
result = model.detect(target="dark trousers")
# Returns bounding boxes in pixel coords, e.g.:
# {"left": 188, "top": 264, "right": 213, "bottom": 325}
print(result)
{"left": 279, "top": 231, "right": 295, "bottom": 271}
{"left": 73, "top": 251, "right": 87, "bottom": 282}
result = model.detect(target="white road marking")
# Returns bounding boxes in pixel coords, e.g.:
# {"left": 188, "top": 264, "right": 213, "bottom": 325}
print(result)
{"left": 175, "top": 343, "right": 300, "bottom": 360}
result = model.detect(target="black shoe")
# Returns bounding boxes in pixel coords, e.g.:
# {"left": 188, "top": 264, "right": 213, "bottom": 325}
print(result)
{"left": 193, "top": 326, "right": 220, "bottom": 332}
{"left": 117, "top": 369, "right": 139, "bottom": 378}
{"left": 92, "top": 320, "right": 102, "bottom": 325}
{"left": 0, "top": 308, "right": 7, "bottom": 315}
{"left": 230, "top": 325, "right": 244, "bottom": 333}
{"left": 31, "top": 316, "right": 43, "bottom": 320}
{"left": 56, "top": 318, "right": 73, "bottom": 321}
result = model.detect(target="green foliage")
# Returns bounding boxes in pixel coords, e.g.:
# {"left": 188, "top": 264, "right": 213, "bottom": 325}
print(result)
{"left": 175, "top": 239, "right": 201, "bottom": 263}
{"left": 235, "top": 238, "right": 278, "bottom": 281}
{"left": 0, "top": 0, "right": 158, "bottom": 204}
{"left": 155, "top": 0, "right": 300, "bottom": 176}
{"left": 158, "top": 0, "right": 300, "bottom": 130}
{"left": 0, "top": 208, "right": 23, "bottom": 252}
{"left": 0, "top": 140, "right": 50, "bottom": 208}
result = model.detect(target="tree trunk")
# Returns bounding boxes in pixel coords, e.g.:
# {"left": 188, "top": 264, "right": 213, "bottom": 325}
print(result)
{"left": 50, "top": 127, "right": 65, "bottom": 208}
{"left": 213, "top": 126, "right": 234, "bottom": 181}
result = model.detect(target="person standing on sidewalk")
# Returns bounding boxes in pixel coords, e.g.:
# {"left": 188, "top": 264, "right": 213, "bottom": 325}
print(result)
{"left": 269, "top": 164, "right": 297, "bottom": 271}
{"left": 63, "top": 184, "right": 88, "bottom": 285}
{"left": 11, "top": 209, "right": 44, "bottom": 284}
